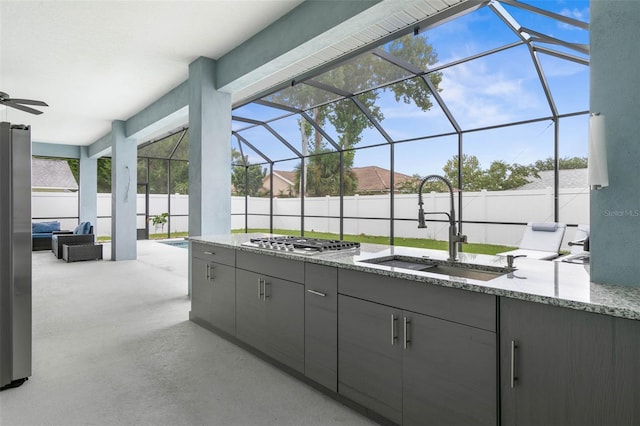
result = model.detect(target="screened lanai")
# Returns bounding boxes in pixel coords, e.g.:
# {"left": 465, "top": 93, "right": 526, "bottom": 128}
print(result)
{"left": 224, "top": 0, "right": 590, "bottom": 248}
{"left": 135, "top": 0, "right": 589, "bottom": 249}
{"left": 137, "top": 128, "right": 190, "bottom": 239}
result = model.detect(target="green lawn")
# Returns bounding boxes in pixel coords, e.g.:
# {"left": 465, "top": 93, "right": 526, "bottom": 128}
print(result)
{"left": 99, "top": 229, "right": 515, "bottom": 256}
{"left": 232, "top": 228, "right": 515, "bottom": 256}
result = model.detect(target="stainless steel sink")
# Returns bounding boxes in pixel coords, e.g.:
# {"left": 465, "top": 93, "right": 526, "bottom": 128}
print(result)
{"left": 360, "top": 255, "right": 513, "bottom": 282}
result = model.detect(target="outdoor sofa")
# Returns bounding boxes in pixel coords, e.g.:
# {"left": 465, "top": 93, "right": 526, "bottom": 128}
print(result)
{"left": 32, "top": 221, "right": 69, "bottom": 251}
{"left": 51, "top": 221, "right": 95, "bottom": 259}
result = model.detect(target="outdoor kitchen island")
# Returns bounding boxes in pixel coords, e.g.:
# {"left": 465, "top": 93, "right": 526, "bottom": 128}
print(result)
{"left": 189, "top": 233, "right": 640, "bottom": 426}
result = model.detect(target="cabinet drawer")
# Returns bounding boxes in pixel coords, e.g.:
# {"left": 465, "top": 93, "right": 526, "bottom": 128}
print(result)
{"left": 191, "top": 242, "right": 235, "bottom": 266}
{"left": 236, "top": 250, "right": 304, "bottom": 283}
{"left": 339, "top": 268, "right": 496, "bottom": 331}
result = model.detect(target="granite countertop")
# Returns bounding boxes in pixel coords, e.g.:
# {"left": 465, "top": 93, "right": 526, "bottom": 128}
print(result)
{"left": 190, "top": 233, "right": 640, "bottom": 321}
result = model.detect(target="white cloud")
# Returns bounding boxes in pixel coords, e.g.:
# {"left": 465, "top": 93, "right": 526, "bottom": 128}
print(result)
{"left": 434, "top": 59, "right": 548, "bottom": 129}
{"left": 558, "top": 7, "right": 590, "bottom": 30}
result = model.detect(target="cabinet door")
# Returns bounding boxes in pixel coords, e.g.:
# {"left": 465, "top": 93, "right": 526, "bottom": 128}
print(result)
{"left": 501, "top": 298, "right": 618, "bottom": 426}
{"left": 191, "top": 257, "right": 212, "bottom": 325}
{"left": 612, "top": 317, "right": 640, "bottom": 424}
{"left": 403, "top": 312, "right": 496, "bottom": 426}
{"left": 338, "top": 295, "right": 403, "bottom": 425}
{"left": 305, "top": 263, "right": 338, "bottom": 391}
{"left": 210, "top": 263, "right": 236, "bottom": 336}
{"left": 264, "top": 276, "right": 304, "bottom": 373}
{"left": 235, "top": 269, "right": 266, "bottom": 351}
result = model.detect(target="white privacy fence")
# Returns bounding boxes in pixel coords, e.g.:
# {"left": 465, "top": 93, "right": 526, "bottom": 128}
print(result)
{"left": 33, "top": 187, "right": 589, "bottom": 247}
{"left": 236, "top": 187, "right": 589, "bottom": 248}
{"left": 32, "top": 193, "right": 189, "bottom": 237}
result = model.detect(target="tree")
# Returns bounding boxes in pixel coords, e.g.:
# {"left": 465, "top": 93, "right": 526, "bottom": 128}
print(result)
{"left": 534, "top": 156, "right": 588, "bottom": 171}
{"left": 266, "top": 33, "right": 441, "bottom": 197}
{"left": 296, "top": 150, "right": 358, "bottom": 196}
{"left": 443, "top": 154, "right": 483, "bottom": 190}
{"left": 97, "top": 158, "right": 112, "bottom": 193}
{"left": 231, "top": 149, "right": 266, "bottom": 196}
{"left": 443, "top": 154, "right": 539, "bottom": 191}
{"left": 395, "top": 173, "right": 424, "bottom": 193}
{"left": 64, "top": 157, "right": 111, "bottom": 193}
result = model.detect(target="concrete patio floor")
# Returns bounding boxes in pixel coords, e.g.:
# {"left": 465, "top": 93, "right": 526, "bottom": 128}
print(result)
{"left": 0, "top": 240, "right": 374, "bottom": 426}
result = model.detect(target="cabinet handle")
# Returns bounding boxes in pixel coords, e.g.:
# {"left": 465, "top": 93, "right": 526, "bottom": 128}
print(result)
{"left": 206, "top": 264, "right": 210, "bottom": 280}
{"left": 307, "top": 289, "right": 326, "bottom": 297}
{"left": 257, "top": 278, "right": 263, "bottom": 300}
{"left": 510, "top": 340, "right": 518, "bottom": 388}
{"left": 203, "top": 251, "right": 214, "bottom": 255}
{"left": 403, "top": 317, "right": 411, "bottom": 349}
{"left": 263, "top": 280, "right": 270, "bottom": 300}
{"left": 208, "top": 265, "right": 215, "bottom": 280}
{"left": 391, "top": 314, "right": 398, "bottom": 345}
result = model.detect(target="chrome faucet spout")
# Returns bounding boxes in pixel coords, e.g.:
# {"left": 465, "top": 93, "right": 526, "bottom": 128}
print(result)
{"left": 417, "top": 174, "right": 466, "bottom": 261}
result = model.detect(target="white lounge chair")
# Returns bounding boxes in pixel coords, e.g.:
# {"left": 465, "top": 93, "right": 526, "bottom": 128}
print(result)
{"left": 497, "top": 222, "right": 567, "bottom": 260}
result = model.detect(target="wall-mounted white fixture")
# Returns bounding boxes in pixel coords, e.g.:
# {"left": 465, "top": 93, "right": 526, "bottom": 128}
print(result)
{"left": 588, "top": 113, "right": 608, "bottom": 190}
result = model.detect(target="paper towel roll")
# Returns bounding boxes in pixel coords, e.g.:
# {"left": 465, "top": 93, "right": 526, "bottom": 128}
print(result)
{"left": 588, "top": 114, "right": 608, "bottom": 189}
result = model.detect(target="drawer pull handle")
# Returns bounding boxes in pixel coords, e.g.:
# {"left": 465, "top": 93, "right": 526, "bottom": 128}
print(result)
{"left": 403, "top": 317, "right": 411, "bottom": 349}
{"left": 203, "top": 251, "right": 214, "bottom": 255}
{"left": 391, "top": 314, "right": 398, "bottom": 345}
{"left": 307, "top": 289, "right": 326, "bottom": 297}
{"left": 511, "top": 340, "right": 518, "bottom": 388}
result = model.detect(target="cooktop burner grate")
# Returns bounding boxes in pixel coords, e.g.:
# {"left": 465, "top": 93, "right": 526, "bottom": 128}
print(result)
{"left": 248, "top": 236, "right": 360, "bottom": 252}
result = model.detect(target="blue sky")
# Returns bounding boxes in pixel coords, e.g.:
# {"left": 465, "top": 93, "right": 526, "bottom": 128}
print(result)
{"left": 233, "top": 0, "right": 590, "bottom": 177}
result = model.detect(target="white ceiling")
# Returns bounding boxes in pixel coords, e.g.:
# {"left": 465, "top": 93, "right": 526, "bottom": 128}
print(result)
{"left": 0, "top": 0, "right": 468, "bottom": 147}
{"left": 0, "top": 0, "right": 304, "bottom": 145}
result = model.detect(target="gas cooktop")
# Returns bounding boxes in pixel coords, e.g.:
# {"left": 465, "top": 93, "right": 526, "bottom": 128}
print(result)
{"left": 242, "top": 236, "right": 360, "bottom": 255}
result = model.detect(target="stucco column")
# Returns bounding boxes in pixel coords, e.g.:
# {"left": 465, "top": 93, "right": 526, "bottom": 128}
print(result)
{"left": 590, "top": 0, "right": 640, "bottom": 287}
{"left": 188, "top": 56, "right": 231, "bottom": 237}
{"left": 78, "top": 146, "right": 97, "bottom": 228}
{"left": 110, "top": 120, "right": 137, "bottom": 260}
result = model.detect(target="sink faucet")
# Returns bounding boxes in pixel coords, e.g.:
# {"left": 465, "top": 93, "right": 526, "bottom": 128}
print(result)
{"left": 506, "top": 254, "right": 526, "bottom": 269}
{"left": 417, "top": 174, "right": 467, "bottom": 262}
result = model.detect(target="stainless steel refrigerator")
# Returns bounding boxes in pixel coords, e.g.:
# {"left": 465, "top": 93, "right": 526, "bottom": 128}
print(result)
{"left": 0, "top": 122, "right": 32, "bottom": 390}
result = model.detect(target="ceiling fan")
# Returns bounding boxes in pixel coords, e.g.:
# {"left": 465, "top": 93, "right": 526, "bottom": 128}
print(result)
{"left": 0, "top": 91, "right": 48, "bottom": 115}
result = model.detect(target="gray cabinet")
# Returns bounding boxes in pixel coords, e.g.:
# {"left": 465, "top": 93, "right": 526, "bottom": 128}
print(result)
{"left": 338, "top": 295, "right": 403, "bottom": 424}
{"left": 236, "top": 268, "right": 304, "bottom": 373}
{"left": 190, "top": 243, "right": 236, "bottom": 334}
{"left": 236, "top": 269, "right": 267, "bottom": 351}
{"left": 501, "top": 298, "right": 640, "bottom": 426}
{"left": 339, "top": 295, "right": 497, "bottom": 426}
{"left": 304, "top": 263, "right": 338, "bottom": 391}
{"left": 402, "top": 312, "right": 496, "bottom": 426}
{"left": 191, "top": 257, "right": 213, "bottom": 325}
{"left": 209, "top": 263, "right": 235, "bottom": 336}
{"left": 338, "top": 268, "right": 497, "bottom": 425}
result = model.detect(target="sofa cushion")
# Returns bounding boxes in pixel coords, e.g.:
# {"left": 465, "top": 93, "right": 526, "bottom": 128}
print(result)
{"left": 32, "top": 221, "right": 60, "bottom": 234}
{"left": 33, "top": 233, "right": 54, "bottom": 239}
{"left": 73, "top": 221, "right": 92, "bottom": 235}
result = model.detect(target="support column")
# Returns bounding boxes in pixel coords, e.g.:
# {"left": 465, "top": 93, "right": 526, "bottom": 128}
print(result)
{"left": 188, "top": 56, "right": 231, "bottom": 237}
{"left": 111, "top": 120, "right": 137, "bottom": 261}
{"left": 590, "top": 1, "right": 640, "bottom": 287}
{"left": 78, "top": 146, "right": 97, "bottom": 228}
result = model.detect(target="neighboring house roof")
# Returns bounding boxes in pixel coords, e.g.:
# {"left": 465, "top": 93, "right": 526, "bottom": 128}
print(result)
{"left": 273, "top": 170, "right": 296, "bottom": 185}
{"left": 518, "top": 168, "right": 588, "bottom": 190}
{"left": 351, "top": 166, "right": 415, "bottom": 193}
{"left": 261, "top": 166, "right": 416, "bottom": 195}
{"left": 261, "top": 170, "right": 297, "bottom": 196}
{"left": 32, "top": 158, "right": 78, "bottom": 191}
